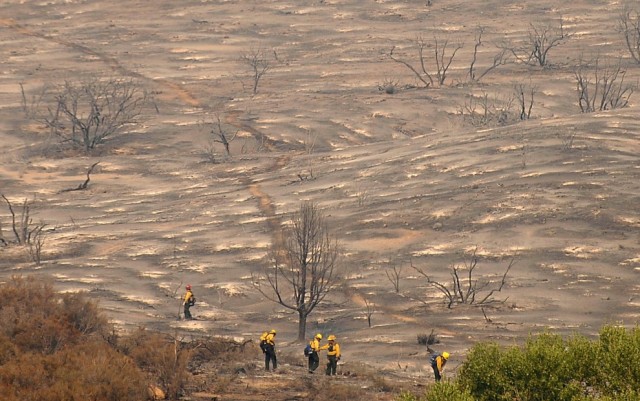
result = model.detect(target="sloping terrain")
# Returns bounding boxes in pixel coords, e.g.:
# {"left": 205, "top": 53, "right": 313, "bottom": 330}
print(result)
{"left": 1, "top": 0, "right": 640, "bottom": 398}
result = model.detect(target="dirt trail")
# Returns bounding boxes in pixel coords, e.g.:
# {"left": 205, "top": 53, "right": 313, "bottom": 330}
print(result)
{"left": 225, "top": 110, "right": 279, "bottom": 152}
{"left": 0, "top": 18, "right": 201, "bottom": 107}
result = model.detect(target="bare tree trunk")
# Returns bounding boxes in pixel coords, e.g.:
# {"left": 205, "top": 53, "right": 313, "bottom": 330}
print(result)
{"left": 298, "top": 312, "right": 307, "bottom": 342}
{"left": 253, "top": 201, "right": 342, "bottom": 341}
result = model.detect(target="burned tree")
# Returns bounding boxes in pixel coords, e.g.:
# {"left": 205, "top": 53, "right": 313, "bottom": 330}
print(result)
{"left": 207, "top": 113, "right": 237, "bottom": 158}
{"left": 363, "top": 297, "right": 375, "bottom": 328}
{"left": 619, "top": 6, "right": 640, "bottom": 64}
{"left": 385, "top": 261, "right": 404, "bottom": 294}
{"left": 468, "top": 26, "right": 509, "bottom": 82}
{"left": 0, "top": 195, "right": 47, "bottom": 264}
{"left": 388, "top": 35, "right": 463, "bottom": 88}
{"left": 575, "top": 56, "right": 636, "bottom": 113}
{"left": 410, "top": 247, "right": 515, "bottom": 309}
{"left": 502, "top": 20, "right": 569, "bottom": 67}
{"left": 240, "top": 47, "right": 271, "bottom": 95}
{"left": 254, "top": 201, "right": 341, "bottom": 341}
{"left": 514, "top": 81, "right": 536, "bottom": 120}
{"left": 26, "top": 77, "right": 149, "bottom": 152}
{"left": 199, "top": 103, "right": 238, "bottom": 162}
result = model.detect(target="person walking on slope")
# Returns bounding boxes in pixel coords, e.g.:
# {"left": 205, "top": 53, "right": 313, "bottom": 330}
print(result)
{"left": 320, "top": 334, "right": 341, "bottom": 375}
{"left": 260, "top": 329, "right": 277, "bottom": 371}
{"left": 430, "top": 351, "right": 449, "bottom": 382}
{"left": 307, "top": 333, "right": 323, "bottom": 373}
{"left": 183, "top": 285, "right": 195, "bottom": 320}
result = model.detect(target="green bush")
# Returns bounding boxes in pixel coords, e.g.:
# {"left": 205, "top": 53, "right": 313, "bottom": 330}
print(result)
{"left": 395, "top": 383, "right": 473, "bottom": 401}
{"left": 457, "top": 332, "right": 594, "bottom": 401}
{"left": 456, "top": 342, "right": 511, "bottom": 401}
{"left": 396, "top": 391, "right": 420, "bottom": 401}
{"left": 425, "top": 382, "right": 475, "bottom": 401}
{"left": 456, "top": 326, "right": 640, "bottom": 401}
{"left": 594, "top": 325, "right": 640, "bottom": 394}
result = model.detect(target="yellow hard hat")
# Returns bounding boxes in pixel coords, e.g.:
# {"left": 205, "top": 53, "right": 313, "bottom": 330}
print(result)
{"left": 269, "top": 329, "right": 276, "bottom": 334}
{"left": 315, "top": 333, "right": 323, "bottom": 340}
{"left": 327, "top": 334, "right": 336, "bottom": 341}
{"left": 442, "top": 352, "right": 450, "bottom": 360}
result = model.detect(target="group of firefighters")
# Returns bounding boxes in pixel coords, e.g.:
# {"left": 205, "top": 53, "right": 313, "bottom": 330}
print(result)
{"left": 183, "top": 285, "right": 449, "bottom": 381}
{"left": 260, "top": 330, "right": 342, "bottom": 375}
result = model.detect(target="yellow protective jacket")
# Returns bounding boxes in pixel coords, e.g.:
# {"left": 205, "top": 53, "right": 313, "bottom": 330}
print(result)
{"left": 320, "top": 342, "right": 340, "bottom": 357}
{"left": 264, "top": 332, "right": 276, "bottom": 346}
{"left": 435, "top": 355, "right": 447, "bottom": 372}
{"left": 309, "top": 338, "right": 322, "bottom": 352}
{"left": 183, "top": 290, "right": 193, "bottom": 304}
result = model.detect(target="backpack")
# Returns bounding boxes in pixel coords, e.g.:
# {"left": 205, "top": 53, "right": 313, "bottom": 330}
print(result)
{"left": 303, "top": 343, "right": 312, "bottom": 357}
{"left": 188, "top": 295, "right": 196, "bottom": 306}
{"left": 260, "top": 332, "right": 268, "bottom": 352}
{"left": 429, "top": 353, "right": 441, "bottom": 367}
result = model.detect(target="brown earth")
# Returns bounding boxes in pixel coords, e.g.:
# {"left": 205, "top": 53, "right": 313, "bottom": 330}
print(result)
{"left": 1, "top": 0, "right": 640, "bottom": 399}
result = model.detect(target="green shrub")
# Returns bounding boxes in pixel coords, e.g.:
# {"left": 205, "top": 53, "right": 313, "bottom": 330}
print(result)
{"left": 455, "top": 326, "right": 640, "bottom": 401}
{"left": 425, "top": 382, "right": 475, "bottom": 401}
{"left": 594, "top": 325, "right": 640, "bottom": 394}
{"left": 458, "top": 332, "right": 599, "bottom": 401}
{"left": 395, "top": 383, "right": 473, "bottom": 401}
{"left": 507, "top": 332, "right": 588, "bottom": 401}
{"left": 456, "top": 342, "right": 510, "bottom": 401}
{"left": 396, "top": 390, "right": 420, "bottom": 401}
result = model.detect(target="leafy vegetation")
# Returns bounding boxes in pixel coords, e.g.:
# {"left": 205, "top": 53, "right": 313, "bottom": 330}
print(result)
{"left": 399, "top": 326, "right": 640, "bottom": 401}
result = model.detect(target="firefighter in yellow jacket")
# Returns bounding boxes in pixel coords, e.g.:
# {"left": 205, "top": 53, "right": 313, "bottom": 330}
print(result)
{"left": 430, "top": 351, "right": 449, "bottom": 382}
{"left": 307, "top": 333, "right": 323, "bottom": 373}
{"left": 260, "top": 329, "right": 277, "bottom": 371}
{"left": 320, "top": 334, "right": 341, "bottom": 375}
{"left": 183, "top": 285, "right": 194, "bottom": 320}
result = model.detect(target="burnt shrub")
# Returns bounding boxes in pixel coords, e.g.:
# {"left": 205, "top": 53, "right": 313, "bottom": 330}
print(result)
{"left": 0, "top": 276, "right": 109, "bottom": 354}
{"left": 0, "top": 276, "right": 147, "bottom": 401}
{"left": 417, "top": 330, "right": 439, "bottom": 346}
{"left": 0, "top": 340, "right": 146, "bottom": 401}
{"left": 118, "top": 327, "right": 191, "bottom": 399}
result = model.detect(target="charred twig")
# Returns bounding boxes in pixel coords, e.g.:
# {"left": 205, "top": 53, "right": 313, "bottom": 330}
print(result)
{"left": 61, "top": 162, "right": 100, "bottom": 192}
{"left": 481, "top": 307, "right": 492, "bottom": 323}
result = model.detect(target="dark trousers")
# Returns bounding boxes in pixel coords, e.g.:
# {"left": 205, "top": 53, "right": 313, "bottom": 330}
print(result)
{"left": 183, "top": 304, "right": 192, "bottom": 319}
{"left": 432, "top": 364, "right": 442, "bottom": 382}
{"left": 308, "top": 352, "right": 319, "bottom": 372}
{"left": 264, "top": 345, "right": 277, "bottom": 371}
{"left": 325, "top": 355, "right": 338, "bottom": 375}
